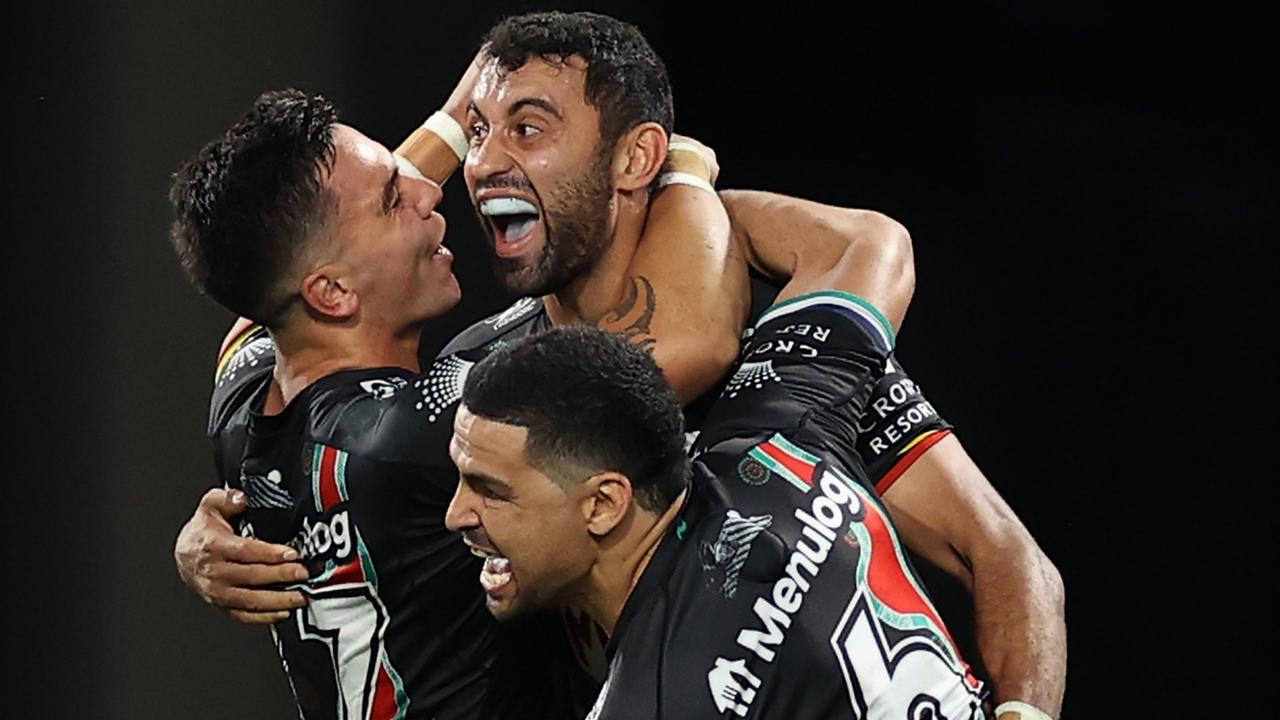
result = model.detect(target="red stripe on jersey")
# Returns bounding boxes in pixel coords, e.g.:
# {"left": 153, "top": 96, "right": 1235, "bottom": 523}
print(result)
{"left": 874, "top": 429, "right": 951, "bottom": 496}
{"left": 862, "top": 493, "right": 981, "bottom": 688}
{"left": 370, "top": 663, "right": 400, "bottom": 720}
{"left": 327, "top": 558, "right": 365, "bottom": 585}
{"left": 318, "top": 446, "right": 343, "bottom": 510}
{"left": 757, "top": 442, "right": 816, "bottom": 487}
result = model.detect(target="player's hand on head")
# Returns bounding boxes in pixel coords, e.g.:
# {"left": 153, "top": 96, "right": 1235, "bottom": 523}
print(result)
{"left": 667, "top": 133, "right": 719, "bottom": 185}
{"left": 174, "top": 487, "right": 309, "bottom": 624}
{"left": 442, "top": 44, "right": 490, "bottom": 125}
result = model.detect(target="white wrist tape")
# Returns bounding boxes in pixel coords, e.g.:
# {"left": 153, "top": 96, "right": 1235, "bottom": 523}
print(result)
{"left": 422, "top": 111, "right": 469, "bottom": 162}
{"left": 656, "top": 171, "right": 715, "bottom": 194}
{"left": 393, "top": 153, "right": 427, "bottom": 180}
{"left": 994, "top": 701, "right": 1053, "bottom": 720}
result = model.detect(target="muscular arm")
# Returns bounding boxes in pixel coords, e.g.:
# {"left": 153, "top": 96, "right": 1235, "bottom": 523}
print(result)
{"left": 883, "top": 436, "right": 1066, "bottom": 717}
{"left": 597, "top": 184, "right": 751, "bottom": 403}
{"left": 719, "top": 189, "right": 914, "bottom": 330}
{"left": 720, "top": 189, "right": 1065, "bottom": 715}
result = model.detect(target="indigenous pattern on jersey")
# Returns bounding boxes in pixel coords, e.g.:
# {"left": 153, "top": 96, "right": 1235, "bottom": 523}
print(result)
{"left": 592, "top": 292, "right": 987, "bottom": 720}
{"left": 444, "top": 282, "right": 953, "bottom": 494}
{"left": 211, "top": 329, "right": 495, "bottom": 720}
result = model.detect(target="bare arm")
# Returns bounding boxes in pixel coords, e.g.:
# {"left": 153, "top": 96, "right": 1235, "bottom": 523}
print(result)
{"left": 883, "top": 436, "right": 1066, "bottom": 717}
{"left": 721, "top": 189, "right": 1065, "bottom": 715}
{"left": 719, "top": 189, "right": 914, "bottom": 330}
{"left": 595, "top": 138, "right": 751, "bottom": 404}
{"left": 597, "top": 184, "right": 751, "bottom": 403}
{"left": 394, "top": 49, "right": 486, "bottom": 185}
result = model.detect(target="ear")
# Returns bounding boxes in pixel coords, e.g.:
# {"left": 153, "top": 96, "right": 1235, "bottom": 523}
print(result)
{"left": 612, "top": 122, "right": 668, "bottom": 193}
{"left": 300, "top": 266, "right": 360, "bottom": 320}
{"left": 580, "top": 471, "right": 635, "bottom": 537}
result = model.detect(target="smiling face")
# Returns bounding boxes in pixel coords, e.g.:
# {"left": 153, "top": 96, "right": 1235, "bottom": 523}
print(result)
{"left": 443, "top": 403, "right": 597, "bottom": 620}
{"left": 463, "top": 56, "right": 617, "bottom": 297}
{"left": 316, "top": 124, "right": 460, "bottom": 327}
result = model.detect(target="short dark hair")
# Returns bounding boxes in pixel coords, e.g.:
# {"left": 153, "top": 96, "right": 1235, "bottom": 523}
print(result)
{"left": 169, "top": 89, "right": 338, "bottom": 323}
{"left": 463, "top": 326, "right": 690, "bottom": 513}
{"left": 483, "top": 11, "right": 674, "bottom": 145}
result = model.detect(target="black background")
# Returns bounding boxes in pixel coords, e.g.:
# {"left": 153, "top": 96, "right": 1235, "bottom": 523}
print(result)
{"left": 7, "top": 1, "right": 1271, "bottom": 717}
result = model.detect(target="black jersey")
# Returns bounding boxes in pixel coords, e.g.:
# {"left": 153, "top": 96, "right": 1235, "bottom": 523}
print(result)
{"left": 589, "top": 292, "right": 987, "bottom": 720}
{"left": 734, "top": 277, "right": 955, "bottom": 494}
{"left": 210, "top": 326, "right": 496, "bottom": 720}
{"left": 443, "top": 280, "right": 955, "bottom": 491}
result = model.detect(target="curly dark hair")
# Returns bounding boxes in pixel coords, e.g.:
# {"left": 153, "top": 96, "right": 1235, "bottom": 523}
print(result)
{"left": 483, "top": 11, "right": 674, "bottom": 146}
{"left": 169, "top": 89, "right": 338, "bottom": 323}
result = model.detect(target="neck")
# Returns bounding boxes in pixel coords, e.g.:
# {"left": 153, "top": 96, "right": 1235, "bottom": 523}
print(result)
{"left": 264, "top": 320, "right": 424, "bottom": 413}
{"left": 572, "top": 487, "right": 687, "bottom": 637}
{"left": 543, "top": 191, "right": 649, "bottom": 327}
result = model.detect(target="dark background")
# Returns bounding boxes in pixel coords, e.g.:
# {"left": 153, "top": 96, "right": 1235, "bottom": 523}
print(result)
{"left": 7, "top": 1, "right": 1271, "bottom": 717}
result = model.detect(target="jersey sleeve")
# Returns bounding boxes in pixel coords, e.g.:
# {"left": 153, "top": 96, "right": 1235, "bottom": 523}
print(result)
{"left": 692, "top": 290, "right": 896, "bottom": 470}
{"left": 208, "top": 324, "right": 275, "bottom": 437}
{"left": 854, "top": 354, "right": 954, "bottom": 494}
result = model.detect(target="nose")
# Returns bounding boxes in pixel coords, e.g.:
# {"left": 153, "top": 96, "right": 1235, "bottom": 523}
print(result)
{"left": 465, "top": 128, "right": 515, "bottom": 189}
{"left": 445, "top": 478, "right": 479, "bottom": 533}
{"left": 407, "top": 176, "right": 444, "bottom": 218}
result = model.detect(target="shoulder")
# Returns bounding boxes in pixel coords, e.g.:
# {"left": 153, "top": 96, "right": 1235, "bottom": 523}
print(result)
{"left": 318, "top": 360, "right": 475, "bottom": 468}
{"left": 209, "top": 326, "right": 275, "bottom": 436}
{"left": 437, "top": 296, "right": 547, "bottom": 359}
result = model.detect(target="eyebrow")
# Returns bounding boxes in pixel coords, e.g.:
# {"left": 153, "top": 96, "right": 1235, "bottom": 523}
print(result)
{"left": 380, "top": 166, "right": 400, "bottom": 213}
{"left": 509, "top": 97, "right": 562, "bottom": 121}
{"left": 462, "top": 471, "right": 512, "bottom": 494}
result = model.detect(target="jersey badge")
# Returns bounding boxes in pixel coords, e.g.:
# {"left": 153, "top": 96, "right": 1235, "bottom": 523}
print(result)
{"left": 359, "top": 376, "right": 407, "bottom": 400}
{"left": 700, "top": 510, "right": 773, "bottom": 599}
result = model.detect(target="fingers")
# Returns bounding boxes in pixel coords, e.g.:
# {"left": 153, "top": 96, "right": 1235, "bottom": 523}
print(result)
{"left": 230, "top": 609, "right": 294, "bottom": 625}
{"left": 211, "top": 585, "right": 308, "bottom": 615}
{"left": 216, "top": 560, "right": 309, "bottom": 588}
{"left": 217, "top": 532, "right": 301, "bottom": 565}
{"left": 196, "top": 487, "right": 247, "bottom": 521}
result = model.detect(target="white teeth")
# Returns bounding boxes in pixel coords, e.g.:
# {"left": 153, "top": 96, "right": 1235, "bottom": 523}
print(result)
{"left": 480, "top": 555, "right": 512, "bottom": 593}
{"left": 480, "top": 197, "right": 538, "bottom": 217}
{"left": 435, "top": 244, "right": 452, "bottom": 256}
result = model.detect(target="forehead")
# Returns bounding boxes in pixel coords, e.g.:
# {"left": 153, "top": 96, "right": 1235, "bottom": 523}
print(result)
{"left": 451, "top": 404, "right": 532, "bottom": 472}
{"left": 329, "top": 123, "right": 393, "bottom": 197}
{"left": 474, "top": 55, "right": 593, "bottom": 114}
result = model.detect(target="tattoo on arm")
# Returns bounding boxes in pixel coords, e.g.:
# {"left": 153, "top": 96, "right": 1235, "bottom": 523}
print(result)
{"left": 599, "top": 276, "right": 657, "bottom": 351}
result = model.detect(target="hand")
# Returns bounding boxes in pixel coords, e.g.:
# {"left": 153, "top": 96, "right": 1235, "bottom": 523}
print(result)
{"left": 174, "top": 488, "right": 309, "bottom": 624}
{"left": 667, "top": 133, "right": 719, "bottom": 185}
{"left": 441, "top": 45, "right": 491, "bottom": 126}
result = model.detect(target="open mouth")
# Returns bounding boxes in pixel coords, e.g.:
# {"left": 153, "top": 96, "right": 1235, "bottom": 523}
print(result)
{"left": 466, "top": 542, "right": 514, "bottom": 598}
{"left": 480, "top": 555, "right": 512, "bottom": 594}
{"left": 479, "top": 197, "right": 541, "bottom": 257}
